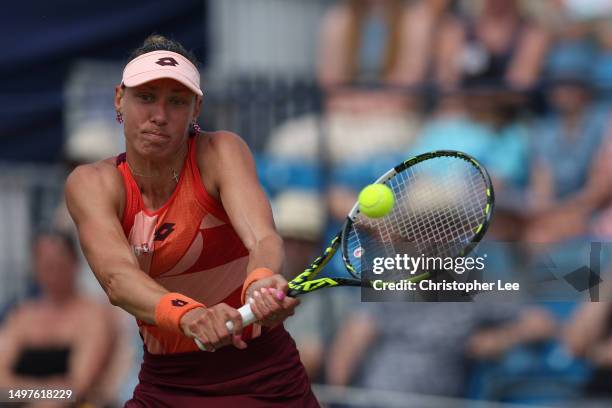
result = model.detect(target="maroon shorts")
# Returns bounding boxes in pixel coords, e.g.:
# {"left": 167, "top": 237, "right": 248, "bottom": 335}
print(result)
{"left": 125, "top": 326, "right": 319, "bottom": 407}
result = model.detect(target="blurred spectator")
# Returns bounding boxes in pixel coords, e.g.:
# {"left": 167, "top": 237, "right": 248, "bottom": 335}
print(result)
{"left": 410, "top": 82, "right": 529, "bottom": 190}
{"left": 564, "top": 301, "right": 612, "bottom": 398}
{"left": 316, "top": 0, "right": 423, "bottom": 222}
{"left": 469, "top": 302, "right": 589, "bottom": 404}
{"left": 588, "top": 130, "right": 612, "bottom": 240}
{"left": 408, "top": 81, "right": 530, "bottom": 242}
{"left": 262, "top": 0, "right": 423, "bottom": 228}
{"left": 524, "top": 70, "right": 612, "bottom": 243}
{"left": 317, "top": 0, "right": 424, "bottom": 113}
{"left": 319, "top": 0, "right": 460, "bottom": 88}
{"left": 594, "top": 18, "right": 612, "bottom": 99}
{"left": 545, "top": 11, "right": 596, "bottom": 84}
{"left": 0, "top": 231, "right": 129, "bottom": 406}
{"left": 264, "top": 0, "right": 427, "bottom": 241}
{"left": 318, "top": 0, "right": 413, "bottom": 88}
{"left": 436, "top": 0, "right": 549, "bottom": 90}
{"left": 539, "top": 1, "right": 612, "bottom": 102}
{"left": 326, "top": 303, "right": 556, "bottom": 396}
{"left": 268, "top": 0, "right": 427, "bottom": 381}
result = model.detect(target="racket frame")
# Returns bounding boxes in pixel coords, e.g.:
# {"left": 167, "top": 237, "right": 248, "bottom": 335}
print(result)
{"left": 195, "top": 150, "right": 494, "bottom": 350}
{"left": 339, "top": 150, "right": 495, "bottom": 281}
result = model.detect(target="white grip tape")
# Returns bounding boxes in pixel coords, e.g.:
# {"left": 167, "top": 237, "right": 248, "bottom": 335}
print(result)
{"left": 194, "top": 303, "right": 256, "bottom": 351}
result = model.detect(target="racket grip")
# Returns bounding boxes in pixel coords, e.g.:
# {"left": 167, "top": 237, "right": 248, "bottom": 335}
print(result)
{"left": 236, "top": 303, "right": 257, "bottom": 327}
{"left": 194, "top": 303, "right": 256, "bottom": 351}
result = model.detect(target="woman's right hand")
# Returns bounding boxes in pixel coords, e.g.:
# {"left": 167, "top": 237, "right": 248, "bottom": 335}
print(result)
{"left": 180, "top": 304, "right": 248, "bottom": 351}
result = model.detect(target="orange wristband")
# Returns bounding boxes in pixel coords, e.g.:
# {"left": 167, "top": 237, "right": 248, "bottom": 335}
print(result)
{"left": 155, "top": 292, "right": 205, "bottom": 333}
{"left": 241, "top": 267, "right": 275, "bottom": 304}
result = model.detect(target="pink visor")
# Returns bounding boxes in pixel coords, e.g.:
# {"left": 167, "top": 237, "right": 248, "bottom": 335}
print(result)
{"left": 122, "top": 50, "right": 203, "bottom": 96}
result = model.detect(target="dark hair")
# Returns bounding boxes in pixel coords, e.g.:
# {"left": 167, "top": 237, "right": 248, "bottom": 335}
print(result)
{"left": 128, "top": 34, "right": 199, "bottom": 68}
{"left": 34, "top": 229, "right": 79, "bottom": 261}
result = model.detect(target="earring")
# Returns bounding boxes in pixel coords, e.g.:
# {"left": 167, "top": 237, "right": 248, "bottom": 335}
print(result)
{"left": 191, "top": 122, "right": 201, "bottom": 134}
{"left": 116, "top": 111, "right": 123, "bottom": 124}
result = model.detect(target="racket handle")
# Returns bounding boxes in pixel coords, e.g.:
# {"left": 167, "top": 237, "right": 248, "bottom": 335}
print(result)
{"left": 236, "top": 303, "right": 257, "bottom": 327}
{"left": 194, "top": 303, "right": 256, "bottom": 351}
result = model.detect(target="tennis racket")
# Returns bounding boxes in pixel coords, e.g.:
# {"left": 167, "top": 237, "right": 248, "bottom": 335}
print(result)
{"left": 195, "top": 150, "right": 494, "bottom": 351}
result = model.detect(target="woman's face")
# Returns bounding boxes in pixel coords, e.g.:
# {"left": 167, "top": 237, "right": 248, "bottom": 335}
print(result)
{"left": 115, "top": 78, "right": 201, "bottom": 159}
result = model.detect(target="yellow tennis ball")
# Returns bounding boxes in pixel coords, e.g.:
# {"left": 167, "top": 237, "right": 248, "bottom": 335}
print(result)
{"left": 358, "top": 184, "right": 394, "bottom": 218}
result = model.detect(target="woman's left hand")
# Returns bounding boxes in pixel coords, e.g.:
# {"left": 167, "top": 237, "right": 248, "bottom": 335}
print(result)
{"left": 245, "top": 275, "right": 300, "bottom": 327}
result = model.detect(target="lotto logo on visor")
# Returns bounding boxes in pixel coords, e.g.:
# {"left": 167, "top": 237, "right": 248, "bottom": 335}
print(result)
{"left": 122, "top": 50, "right": 203, "bottom": 96}
{"left": 156, "top": 57, "right": 179, "bottom": 67}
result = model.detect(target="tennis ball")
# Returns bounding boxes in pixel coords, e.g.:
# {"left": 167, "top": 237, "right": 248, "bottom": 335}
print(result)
{"left": 358, "top": 184, "right": 394, "bottom": 218}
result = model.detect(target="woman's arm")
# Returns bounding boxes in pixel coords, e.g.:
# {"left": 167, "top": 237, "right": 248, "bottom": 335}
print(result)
{"left": 203, "top": 132, "right": 299, "bottom": 324}
{"left": 65, "top": 162, "right": 168, "bottom": 324}
{"left": 67, "top": 162, "right": 249, "bottom": 351}
{"left": 208, "top": 132, "right": 284, "bottom": 276}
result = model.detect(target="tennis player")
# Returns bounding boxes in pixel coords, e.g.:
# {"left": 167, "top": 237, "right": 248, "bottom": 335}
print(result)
{"left": 65, "top": 35, "right": 319, "bottom": 406}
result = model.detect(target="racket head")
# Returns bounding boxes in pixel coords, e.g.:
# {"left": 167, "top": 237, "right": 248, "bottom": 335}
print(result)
{"left": 340, "top": 150, "right": 494, "bottom": 283}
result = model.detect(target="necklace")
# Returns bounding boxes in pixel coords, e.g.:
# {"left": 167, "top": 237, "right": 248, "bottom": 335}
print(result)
{"left": 127, "top": 161, "right": 180, "bottom": 183}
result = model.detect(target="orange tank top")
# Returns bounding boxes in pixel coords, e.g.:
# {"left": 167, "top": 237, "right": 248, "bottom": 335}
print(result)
{"left": 116, "top": 136, "right": 257, "bottom": 354}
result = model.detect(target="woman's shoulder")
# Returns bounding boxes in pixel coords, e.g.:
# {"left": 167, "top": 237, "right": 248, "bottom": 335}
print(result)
{"left": 197, "top": 130, "right": 252, "bottom": 158}
{"left": 68, "top": 158, "right": 123, "bottom": 186}
{"left": 200, "top": 129, "right": 242, "bottom": 142}
{"left": 194, "top": 131, "right": 256, "bottom": 192}
{"left": 65, "top": 158, "right": 125, "bottom": 214}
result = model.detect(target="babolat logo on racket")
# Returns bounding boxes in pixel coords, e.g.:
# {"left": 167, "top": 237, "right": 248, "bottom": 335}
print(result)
{"left": 171, "top": 299, "right": 188, "bottom": 307}
{"left": 156, "top": 57, "right": 179, "bottom": 66}
{"left": 299, "top": 278, "right": 339, "bottom": 292}
{"left": 353, "top": 247, "right": 363, "bottom": 258}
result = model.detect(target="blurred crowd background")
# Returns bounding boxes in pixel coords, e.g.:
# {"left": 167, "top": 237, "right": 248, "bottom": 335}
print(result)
{"left": 3, "top": 0, "right": 612, "bottom": 406}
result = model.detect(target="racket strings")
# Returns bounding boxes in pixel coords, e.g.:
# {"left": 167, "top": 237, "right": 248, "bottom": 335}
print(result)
{"left": 387, "top": 160, "right": 483, "bottom": 248}
{"left": 347, "top": 156, "right": 489, "bottom": 276}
